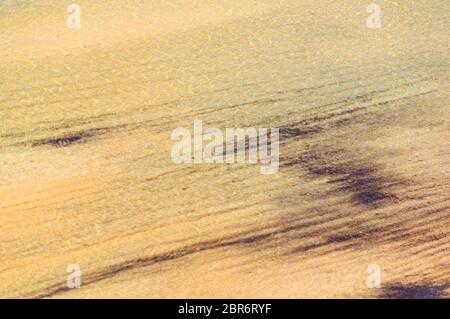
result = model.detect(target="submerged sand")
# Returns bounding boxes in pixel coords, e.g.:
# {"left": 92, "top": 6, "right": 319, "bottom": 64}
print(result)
{"left": 0, "top": 0, "right": 449, "bottom": 298}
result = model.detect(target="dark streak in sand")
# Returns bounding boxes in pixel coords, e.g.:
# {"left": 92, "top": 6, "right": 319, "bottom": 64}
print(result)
{"left": 379, "top": 283, "right": 449, "bottom": 299}
{"left": 29, "top": 126, "right": 116, "bottom": 148}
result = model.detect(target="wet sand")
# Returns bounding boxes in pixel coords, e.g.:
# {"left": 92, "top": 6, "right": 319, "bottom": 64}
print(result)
{"left": 0, "top": 0, "right": 449, "bottom": 298}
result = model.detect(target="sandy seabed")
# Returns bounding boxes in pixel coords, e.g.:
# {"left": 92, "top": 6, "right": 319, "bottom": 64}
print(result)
{"left": 0, "top": 0, "right": 449, "bottom": 298}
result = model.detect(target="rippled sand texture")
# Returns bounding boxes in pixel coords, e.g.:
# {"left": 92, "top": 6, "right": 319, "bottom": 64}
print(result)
{"left": 0, "top": 0, "right": 449, "bottom": 298}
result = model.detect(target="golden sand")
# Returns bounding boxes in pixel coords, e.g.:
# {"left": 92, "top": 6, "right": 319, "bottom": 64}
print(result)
{"left": 0, "top": 0, "right": 449, "bottom": 298}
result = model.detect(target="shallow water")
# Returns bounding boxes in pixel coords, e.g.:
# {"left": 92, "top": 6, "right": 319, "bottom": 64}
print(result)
{"left": 0, "top": 0, "right": 449, "bottom": 298}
